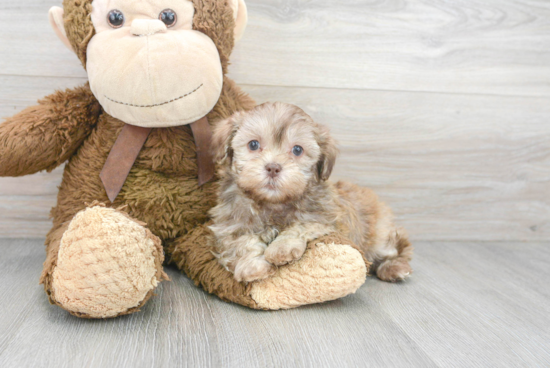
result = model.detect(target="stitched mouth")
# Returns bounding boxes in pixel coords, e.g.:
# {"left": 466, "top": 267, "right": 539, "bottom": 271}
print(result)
{"left": 104, "top": 84, "right": 203, "bottom": 108}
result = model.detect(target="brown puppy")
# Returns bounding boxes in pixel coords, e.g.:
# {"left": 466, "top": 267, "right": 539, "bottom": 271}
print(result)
{"left": 209, "top": 102, "right": 413, "bottom": 283}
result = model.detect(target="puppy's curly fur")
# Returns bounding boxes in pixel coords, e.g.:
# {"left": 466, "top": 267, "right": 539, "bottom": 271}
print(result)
{"left": 209, "top": 102, "right": 413, "bottom": 283}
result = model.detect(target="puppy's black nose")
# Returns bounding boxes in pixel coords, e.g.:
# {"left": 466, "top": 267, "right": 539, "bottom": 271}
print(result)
{"left": 265, "top": 163, "right": 282, "bottom": 178}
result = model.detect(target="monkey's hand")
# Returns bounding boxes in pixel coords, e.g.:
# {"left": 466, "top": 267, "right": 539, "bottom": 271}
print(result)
{"left": 0, "top": 84, "right": 100, "bottom": 177}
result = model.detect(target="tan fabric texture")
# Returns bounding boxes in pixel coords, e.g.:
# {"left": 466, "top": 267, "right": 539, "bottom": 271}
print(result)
{"left": 250, "top": 238, "right": 368, "bottom": 310}
{"left": 0, "top": 0, "right": 369, "bottom": 318}
{"left": 51, "top": 205, "right": 168, "bottom": 318}
{"left": 169, "top": 230, "right": 368, "bottom": 311}
{"left": 87, "top": 15, "right": 224, "bottom": 127}
{"left": 230, "top": 0, "right": 248, "bottom": 42}
{"left": 49, "top": 7, "right": 75, "bottom": 52}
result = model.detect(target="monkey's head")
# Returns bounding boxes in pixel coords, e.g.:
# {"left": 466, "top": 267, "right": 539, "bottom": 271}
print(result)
{"left": 49, "top": 0, "right": 248, "bottom": 128}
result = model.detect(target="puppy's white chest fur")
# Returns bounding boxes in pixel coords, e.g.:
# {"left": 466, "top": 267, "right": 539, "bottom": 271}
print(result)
{"left": 254, "top": 203, "right": 298, "bottom": 244}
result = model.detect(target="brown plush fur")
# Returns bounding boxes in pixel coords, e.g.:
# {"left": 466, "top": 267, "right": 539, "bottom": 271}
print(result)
{"left": 0, "top": 84, "right": 100, "bottom": 176}
{"left": 0, "top": 0, "right": 255, "bottom": 317}
{"left": 0, "top": 0, "right": 368, "bottom": 316}
{"left": 209, "top": 103, "right": 412, "bottom": 282}
{"left": 62, "top": 0, "right": 95, "bottom": 67}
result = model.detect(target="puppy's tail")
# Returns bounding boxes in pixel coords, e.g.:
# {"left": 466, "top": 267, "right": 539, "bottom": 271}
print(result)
{"left": 376, "top": 228, "right": 413, "bottom": 282}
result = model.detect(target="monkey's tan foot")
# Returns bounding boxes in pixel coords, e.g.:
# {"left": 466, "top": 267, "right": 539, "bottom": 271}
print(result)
{"left": 250, "top": 235, "right": 369, "bottom": 310}
{"left": 264, "top": 237, "right": 307, "bottom": 266}
{"left": 376, "top": 258, "right": 412, "bottom": 282}
{"left": 169, "top": 229, "right": 369, "bottom": 310}
{"left": 234, "top": 255, "right": 276, "bottom": 283}
{"left": 49, "top": 205, "right": 168, "bottom": 318}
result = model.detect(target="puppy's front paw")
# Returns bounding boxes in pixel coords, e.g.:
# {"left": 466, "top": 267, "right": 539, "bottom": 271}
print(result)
{"left": 234, "top": 256, "right": 276, "bottom": 283}
{"left": 265, "top": 237, "right": 307, "bottom": 266}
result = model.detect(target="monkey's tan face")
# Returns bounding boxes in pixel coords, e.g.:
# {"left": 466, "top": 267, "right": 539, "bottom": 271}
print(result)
{"left": 87, "top": 0, "right": 223, "bottom": 127}
{"left": 229, "top": 106, "right": 323, "bottom": 203}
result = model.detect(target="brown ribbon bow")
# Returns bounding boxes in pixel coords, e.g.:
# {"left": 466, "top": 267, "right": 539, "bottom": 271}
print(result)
{"left": 100, "top": 116, "right": 215, "bottom": 203}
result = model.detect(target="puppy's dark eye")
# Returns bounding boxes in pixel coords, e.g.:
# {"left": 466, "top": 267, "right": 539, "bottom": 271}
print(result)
{"left": 292, "top": 145, "right": 304, "bottom": 156}
{"left": 248, "top": 140, "right": 260, "bottom": 151}
{"left": 107, "top": 10, "right": 125, "bottom": 28}
{"left": 159, "top": 9, "right": 177, "bottom": 27}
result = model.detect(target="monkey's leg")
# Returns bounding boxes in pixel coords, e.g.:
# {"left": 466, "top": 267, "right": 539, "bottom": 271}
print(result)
{"left": 40, "top": 204, "right": 168, "bottom": 319}
{"left": 168, "top": 226, "right": 369, "bottom": 310}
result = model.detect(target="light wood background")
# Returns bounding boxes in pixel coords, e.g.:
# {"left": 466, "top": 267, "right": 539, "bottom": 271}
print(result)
{"left": 1, "top": 0, "right": 549, "bottom": 241}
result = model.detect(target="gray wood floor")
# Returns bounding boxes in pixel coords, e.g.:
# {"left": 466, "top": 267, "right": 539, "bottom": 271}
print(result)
{"left": 0, "top": 238, "right": 548, "bottom": 368}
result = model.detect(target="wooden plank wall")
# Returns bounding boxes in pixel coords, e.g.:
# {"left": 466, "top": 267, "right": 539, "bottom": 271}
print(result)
{"left": 0, "top": 0, "right": 549, "bottom": 240}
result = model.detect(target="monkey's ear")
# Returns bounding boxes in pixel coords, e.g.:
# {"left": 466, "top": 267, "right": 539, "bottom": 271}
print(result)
{"left": 316, "top": 125, "right": 339, "bottom": 181}
{"left": 49, "top": 7, "right": 75, "bottom": 53}
{"left": 211, "top": 115, "right": 240, "bottom": 166}
{"left": 231, "top": 0, "right": 248, "bottom": 42}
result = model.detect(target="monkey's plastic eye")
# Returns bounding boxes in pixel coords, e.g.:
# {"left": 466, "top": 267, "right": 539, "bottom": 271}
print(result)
{"left": 107, "top": 10, "right": 125, "bottom": 28}
{"left": 248, "top": 140, "right": 260, "bottom": 151}
{"left": 292, "top": 145, "right": 304, "bottom": 156}
{"left": 159, "top": 9, "right": 177, "bottom": 28}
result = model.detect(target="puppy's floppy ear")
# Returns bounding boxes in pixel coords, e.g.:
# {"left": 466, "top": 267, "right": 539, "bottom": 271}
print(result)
{"left": 212, "top": 113, "right": 240, "bottom": 165}
{"left": 315, "top": 125, "right": 339, "bottom": 181}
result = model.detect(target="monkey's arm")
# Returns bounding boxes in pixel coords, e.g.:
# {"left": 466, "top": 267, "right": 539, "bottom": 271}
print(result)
{"left": 0, "top": 84, "right": 101, "bottom": 177}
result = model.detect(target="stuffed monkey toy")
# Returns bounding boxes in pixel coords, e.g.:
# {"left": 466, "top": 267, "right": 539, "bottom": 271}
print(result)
{"left": 0, "top": 0, "right": 368, "bottom": 318}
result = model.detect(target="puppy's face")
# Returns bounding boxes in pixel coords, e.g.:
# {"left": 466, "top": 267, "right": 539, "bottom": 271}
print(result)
{"left": 212, "top": 102, "right": 338, "bottom": 203}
